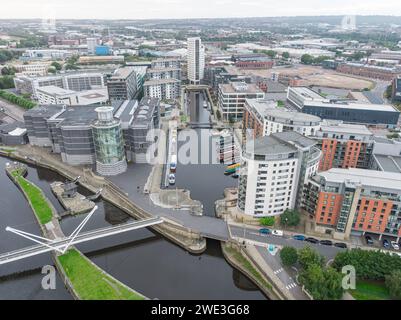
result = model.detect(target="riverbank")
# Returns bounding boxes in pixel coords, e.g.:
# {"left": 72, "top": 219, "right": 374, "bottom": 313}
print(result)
{"left": 221, "top": 242, "right": 284, "bottom": 300}
{"left": 5, "top": 162, "right": 146, "bottom": 300}
{"left": 0, "top": 146, "right": 206, "bottom": 254}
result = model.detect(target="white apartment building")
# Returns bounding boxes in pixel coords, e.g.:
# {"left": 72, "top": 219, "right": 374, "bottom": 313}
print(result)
{"left": 238, "top": 131, "right": 321, "bottom": 217}
{"left": 13, "top": 63, "right": 51, "bottom": 76}
{"left": 14, "top": 72, "right": 105, "bottom": 97}
{"left": 36, "top": 85, "right": 109, "bottom": 106}
{"left": 187, "top": 37, "right": 205, "bottom": 85}
{"left": 218, "top": 82, "right": 264, "bottom": 122}
{"left": 243, "top": 99, "right": 322, "bottom": 138}
{"left": 144, "top": 79, "right": 180, "bottom": 100}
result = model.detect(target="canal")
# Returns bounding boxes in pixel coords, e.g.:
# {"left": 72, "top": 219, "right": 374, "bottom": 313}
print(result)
{"left": 169, "top": 90, "right": 238, "bottom": 217}
{"left": 0, "top": 156, "right": 266, "bottom": 300}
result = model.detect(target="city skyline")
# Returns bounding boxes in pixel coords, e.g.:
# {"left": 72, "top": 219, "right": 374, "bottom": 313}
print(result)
{"left": 1, "top": 0, "right": 401, "bottom": 20}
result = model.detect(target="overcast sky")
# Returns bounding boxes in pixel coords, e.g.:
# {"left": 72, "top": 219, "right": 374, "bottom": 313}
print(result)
{"left": 1, "top": 0, "right": 401, "bottom": 20}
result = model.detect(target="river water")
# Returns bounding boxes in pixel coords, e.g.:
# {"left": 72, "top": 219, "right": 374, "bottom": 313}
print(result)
{"left": 0, "top": 156, "right": 266, "bottom": 300}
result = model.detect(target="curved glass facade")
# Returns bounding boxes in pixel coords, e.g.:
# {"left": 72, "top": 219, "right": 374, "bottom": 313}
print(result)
{"left": 92, "top": 123, "right": 125, "bottom": 165}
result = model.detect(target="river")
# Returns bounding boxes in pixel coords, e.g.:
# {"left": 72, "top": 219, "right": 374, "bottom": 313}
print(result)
{"left": 0, "top": 156, "right": 266, "bottom": 300}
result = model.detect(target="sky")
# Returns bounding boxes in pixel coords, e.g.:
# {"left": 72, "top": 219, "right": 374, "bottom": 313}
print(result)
{"left": 0, "top": 0, "right": 401, "bottom": 20}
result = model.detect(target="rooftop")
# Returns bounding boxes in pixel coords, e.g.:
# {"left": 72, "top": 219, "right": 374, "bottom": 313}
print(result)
{"left": 319, "top": 121, "right": 372, "bottom": 136}
{"left": 289, "top": 87, "right": 326, "bottom": 101}
{"left": 305, "top": 100, "right": 399, "bottom": 112}
{"left": 245, "top": 131, "right": 316, "bottom": 156}
{"left": 220, "top": 82, "right": 264, "bottom": 94}
{"left": 36, "top": 85, "right": 75, "bottom": 96}
{"left": 246, "top": 98, "right": 321, "bottom": 124}
{"left": 318, "top": 168, "right": 401, "bottom": 191}
{"left": 373, "top": 154, "right": 401, "bottom": 173}
{"left": 144, "top": 78, "right": 180, "bottom": 86}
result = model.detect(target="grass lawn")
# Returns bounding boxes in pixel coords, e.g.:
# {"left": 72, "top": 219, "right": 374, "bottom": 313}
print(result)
{"left": 58, "top": 249, "right": 144, "bottom": 300}
{"left": 350, "top": 280, "right": 391, "bottom": 300}
{"left": 12, "top": 170, "right": 53, "bottom": 225}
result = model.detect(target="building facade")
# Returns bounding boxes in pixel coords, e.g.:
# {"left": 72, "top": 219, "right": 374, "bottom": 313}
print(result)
{"left": 144, "top": 79, "right": 180, "bottom": 100}
{"left": 302, "top": 168, "right": 401, "bottom": 241}
{"left": 238, "top": 131, "right": 321, "bottom": 217}
{"left": 315, "top": 121, "right": 375, "bottom": 171}
{"left": 106, "top": 67, "right": 138, "bottom": 101}
{"left": 218, "top": 82, "right": 264, "bottom": 122}
{"left": 187, "top": 37, "right": 205, "bottom": 85}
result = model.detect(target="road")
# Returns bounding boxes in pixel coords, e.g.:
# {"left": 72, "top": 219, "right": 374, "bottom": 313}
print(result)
{"left": 0, "top": 98, "right": 25, "bottom": 123}
{"left": 255, "top": 245, "right": 307, "bottom": 300}
{"left": 229, "top": 225, "right": 343, "bottom": 260}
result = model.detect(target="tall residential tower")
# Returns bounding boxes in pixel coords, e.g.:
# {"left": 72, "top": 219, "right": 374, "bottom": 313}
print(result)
{"left": 187, "top": 37, "right": 205, "bottom": 85}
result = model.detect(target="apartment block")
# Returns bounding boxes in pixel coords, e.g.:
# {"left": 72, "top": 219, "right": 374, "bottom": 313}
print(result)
{"left": 238, "top": 131, "right": 321, "bottom": 217}
{"left": 302, "top": 168, "right": 401, "bottom": 241}
{"left": 218, "top": 82, "right": 264, "bottom": 122}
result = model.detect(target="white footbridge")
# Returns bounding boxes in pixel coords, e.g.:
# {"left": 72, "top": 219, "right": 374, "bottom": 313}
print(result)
{"left": 0, "top": 206, "right": 163, "bottom": 265}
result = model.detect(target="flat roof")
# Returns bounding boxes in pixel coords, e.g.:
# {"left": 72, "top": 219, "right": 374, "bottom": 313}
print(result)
{"left": 247, "top": 99, "right": 321, "bottom": 123}
{"left": 320, "top": 121, "right": 372, "bottom": 136}
{"left": 246, "top": 131, "right": 316, "bottom": 156}
{"left": 305, "top": 100, "right": 399, "bottom": 112}
{"left": 144, "top": 78, "right": 180, "bottom": 86}
{"left": 319, "top": 168, "right": 401, "bottom": 191}
{"left": 289, "top": 87, "right": 326, "bottom": 100}
{"left": 219, "top": 82, "right": 264, "bottom": 94}
{"left": 36, "top": 85, "right": 75, "bottom": 96}
{"left": 374, "top": 154, "right": 401, "bottom": 173}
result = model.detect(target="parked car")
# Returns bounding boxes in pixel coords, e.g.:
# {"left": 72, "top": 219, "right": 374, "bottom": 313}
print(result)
{"left": 259, "top": 228, "right": 271, "bottom": 235}
{"left": 272, "top": 230, "right": 284, "bottom": 237}
{"left": 305, "top": 237, "right": 319, "bottom": 244}
{"left": 319, "top": 240, "right": 333, "bottom": 246}
{"left": 334, "top": 242, "right": 348, "bottom": 249}
{"left": 232, "top": 173, "right": 239, "bottom": 179}
{"left": 365, "top": 235, "right": 374, "bottom": 245}
{"left": 383, "top": 239, "right": 390, "bottom": 249}
{"left": 168, "top": 173, "right": 176, "bottom": 185}
{"left": 293, "top": 235, "right": 306, "bottom": 241}
{"left": 391, "top": 241, "right": 400, "bottom": 250}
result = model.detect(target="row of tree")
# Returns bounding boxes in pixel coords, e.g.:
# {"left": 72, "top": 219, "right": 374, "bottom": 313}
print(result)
{"left": 333, "top": 248, "right": 401, "bottom": 299}
{"left": 280, "top": 246, "right": 344, "bottom": 300}
{"left": 0, "top": 90, "right": 36, "bottom": 109}
{"left": 300, "top": 54, "right": 333, "bottom": 65}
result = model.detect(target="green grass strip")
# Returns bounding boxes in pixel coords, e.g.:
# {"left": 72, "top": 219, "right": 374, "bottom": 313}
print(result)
{"left": 12, "top": 170, "right": 53, "bottom": 224}
{"left": 58, "top": 249, "right": 144, "bottom": 300}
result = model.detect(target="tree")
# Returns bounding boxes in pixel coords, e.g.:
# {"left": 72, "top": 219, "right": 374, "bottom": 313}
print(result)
{"left": 0, "top": 76, "right": 16, "bottom": 89}
{"left": 47, "top": 66, "right": 57, "bottom": 74}
{"left": 333, "top": 248, "right": 401, "bottom": 281}
{"left": 300, "top": 264, "right": 344, "bottom": 300}
{"left": 266, "top": 50, "right": 277, "bottom": 59}
{"left": 282, "top": 52, "right": 290, "bottom": 60}
{"left": 280, "top": 209, "right": 300, "bottom": 227}
{"left": 385, "top": 270, "right": 401, "bottom": 299}
{"left": 280, "top": 247, "right": 298, "bottom": 266}
{"left": 260, "top": 216, "right": 275, "bottom": 227}
{"left": 301, "top": 54, "right": 314, "bottom": 65}
{"left": 51, "top": 61, "right": 62, "bottom": 71}
{"left": 298, "top": 246, "right": 324, "bottom": 269}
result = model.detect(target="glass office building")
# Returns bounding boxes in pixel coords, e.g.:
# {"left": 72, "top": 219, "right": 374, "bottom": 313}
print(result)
{"left": 91, "top": 107, "right": 127, "bottom": 176}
